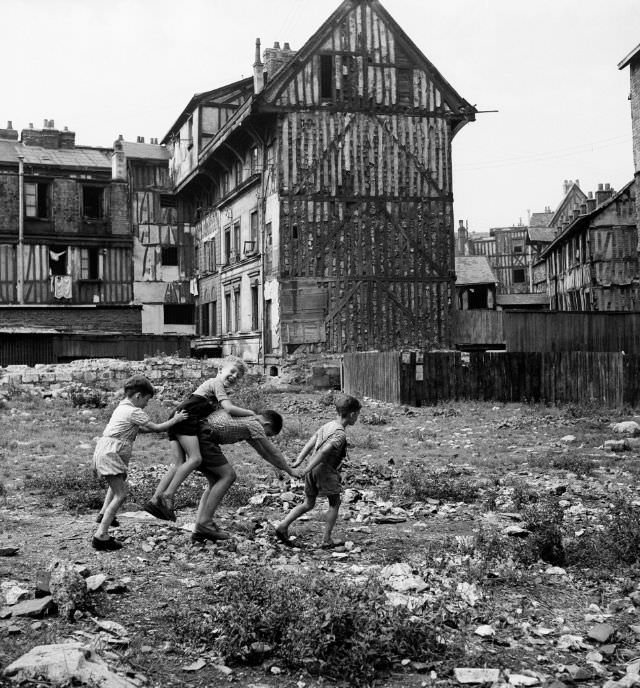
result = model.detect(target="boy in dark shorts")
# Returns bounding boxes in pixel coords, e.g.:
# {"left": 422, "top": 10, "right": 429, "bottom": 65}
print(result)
{"left": 275, "top": 394, "right": 361, "bottom": 549}
{"left": 147, "top": 409, "right": 301, "bottom": 542}
{"left": 145, "top": 356, "right": 255, "bottom": 521}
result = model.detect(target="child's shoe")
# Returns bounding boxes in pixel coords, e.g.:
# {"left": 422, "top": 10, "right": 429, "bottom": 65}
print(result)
{"left": 96, "top": 513, "right": 120, "bottom": 528}
{"left": 157, "top": 495, "right": 177, "bottom": 522}
{"left": 91, "top": 536, "right": 123, "bottom": 551}
{"left": 192, "top": 524, "right": 231, "bottom": 542}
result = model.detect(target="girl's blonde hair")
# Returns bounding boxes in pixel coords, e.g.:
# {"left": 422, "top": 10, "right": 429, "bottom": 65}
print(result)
{"left": 221, "top": 356, "right": 248, "bottom": 376}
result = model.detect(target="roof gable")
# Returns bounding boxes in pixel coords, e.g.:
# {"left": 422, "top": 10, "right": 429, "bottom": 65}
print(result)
{"left": 549, "top": 183, "right": 587, "bottom": 228}
{"left": 259, "top": 0, "right": 474, "bottom": 122}
{"left": 455, "top": 256, "right": 497, "bottom": 286}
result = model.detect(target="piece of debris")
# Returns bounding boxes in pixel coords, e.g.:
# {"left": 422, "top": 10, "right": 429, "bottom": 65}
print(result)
{"left": 2, "top": 642, "right": 139, "bottom": 688}
{"left": 604, "top": 440, "right": 628, "bottom": 452}
{"left": 475, "top": 624, "right": 495, "bottom": 637}
{"left": 508, "top": 674, "right": 539, "bottom": 686}
{"left": 587, "top": 623, "right": 615, "bottom": 643}
{"left": 0, "top": 546, "right": 19, "bottom": 557}
{"left": 183, "top": 658, "right": 206, "bottom": 672}
{"left": 1, "top": 581, "right": 30, "bottom": 605}
{"left": 504, "top": 525, "right": 530, "bottom": 537}
{"left": 1, "top": 596, "right": 55, "bottom": 619}
{"left": 612, "top": 421, "right": 640, "bottom": 436}
{"left": 86, "top": 574, "right": 107, "bottom": 592}
{"left": 49, "top": 560, "right": 88, "bottom": 622}
{"left": 454, "top": 668, "right": 501, "bottom": 684}
{"left": 561, "top": 435, "right": 576, "bottom": 443}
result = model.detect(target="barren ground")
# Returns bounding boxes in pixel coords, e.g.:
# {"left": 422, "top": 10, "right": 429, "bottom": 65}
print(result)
{"left": 2, "top": 384, "right": 640, "bottom": 687}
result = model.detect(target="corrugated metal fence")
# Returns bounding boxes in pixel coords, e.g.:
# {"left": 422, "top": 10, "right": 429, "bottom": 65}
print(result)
{"left": 343, "top": 350, "right": 640, "bottom": 408}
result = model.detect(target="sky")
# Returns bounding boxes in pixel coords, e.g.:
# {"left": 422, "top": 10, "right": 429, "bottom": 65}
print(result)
{"left": 2, "top": 0, "right": 638, "bottom": 231}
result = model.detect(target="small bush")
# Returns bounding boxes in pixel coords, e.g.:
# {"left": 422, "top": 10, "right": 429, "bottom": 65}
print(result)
{"left": 68, "top": 385, "right": 109, "bottom": 409}
{"left": 167, "top": 566, "right": 463, "bottom": 686}
{"left": 400, "top": 465, "right": 479, "bottom": 503}
{"left": 360, "top": 411, "right": 389, "bottom": 426}
{"left": 521, "top": 497, "right": 565, "bottom": 565}
{"left": 529, "top": 452, "right": 596, "bottom": 476}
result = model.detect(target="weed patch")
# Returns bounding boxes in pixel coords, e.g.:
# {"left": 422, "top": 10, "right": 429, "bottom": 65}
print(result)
{"left": 529, "top": 451, "right": 596, "bottom": 476}
{"left": 400, "top": 465, "right": 479, "bottom": 503}
{"left": 25, "top": 468, "right": 105, "bottom": 512}
{"left": 167, "top": 566, "right": 463, "bottom": 686}
{"left": 68, "top": 384, "right": 110, "bottom": 409}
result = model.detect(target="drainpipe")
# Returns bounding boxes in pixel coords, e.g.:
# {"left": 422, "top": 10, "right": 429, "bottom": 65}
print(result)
{"left": 17, "top": 154, "right": 24, "bottom": 304}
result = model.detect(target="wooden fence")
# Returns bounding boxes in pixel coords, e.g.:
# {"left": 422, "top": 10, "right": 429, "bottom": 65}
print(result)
{"left": 343, "top": 350, "right": 640, "bottom": 408}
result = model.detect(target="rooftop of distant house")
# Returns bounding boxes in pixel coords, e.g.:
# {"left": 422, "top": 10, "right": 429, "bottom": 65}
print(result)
{"left": 455, "top": 256, "right": 497, "bottom": 286}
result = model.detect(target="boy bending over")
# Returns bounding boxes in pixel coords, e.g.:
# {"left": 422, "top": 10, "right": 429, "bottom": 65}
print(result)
{"left": 275, "top": 394, "right": 361, "bottom": 549}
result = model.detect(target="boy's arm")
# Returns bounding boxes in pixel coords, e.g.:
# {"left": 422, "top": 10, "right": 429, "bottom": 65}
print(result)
{"left": 219, "top": 399, "right": 255, "bottom": 417}
{"left": 291, "top": 434, "right": 317, "bottom": 467}
{"left": 301, "top": 441, "right": 338, "bottom": 473}
{"left": 139, "top": 410, "right": 189, "bottom": 433}
{"left": 246, "top": 437, "right": 303, "bottom": 478}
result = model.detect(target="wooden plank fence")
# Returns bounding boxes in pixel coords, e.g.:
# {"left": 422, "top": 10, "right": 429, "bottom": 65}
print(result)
{"left": 343, "top": 350, "right": 640, "bottom": 408}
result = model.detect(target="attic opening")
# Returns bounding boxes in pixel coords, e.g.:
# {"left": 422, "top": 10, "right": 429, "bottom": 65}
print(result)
{"left": 320, "top": 55, "right": 333, "bottom": 99}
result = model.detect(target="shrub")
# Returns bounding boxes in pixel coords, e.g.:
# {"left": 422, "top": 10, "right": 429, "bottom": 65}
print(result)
{"left": 68, "top": 385, "right": 109, "bottom": 409}
{"left": 26, "top": 468, "right": 105, "bottom": 512}
{"left": 166, "top": 566, "right": 463, "bottom": 686}
{"left": 360, "top": 411, "right": 389, "bottom": 426}
{"left": 521, "top": 498, "right": 565, "bottom": 565}
{"left": 400, "top": 465, "right": 479, "bottom": 503}
{"left": 529, "top": 452, "right": 596, "bottom": 476}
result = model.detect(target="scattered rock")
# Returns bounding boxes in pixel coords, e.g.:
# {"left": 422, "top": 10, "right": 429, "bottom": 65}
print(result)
{"left": 0, "top": 546, "right": 19, "bottom": 557}
{"left": 2, "top": 642, "right": 139, "bottom": 688}
{"left": 604, "top": 440, "right": 628, "bottom": 452}
{"left": 1, "top": 596, "right": 55, "bottom": 618}
{"left": 588, "top": 623, "right": 615, "bottom": 643}
{"left": 1, "top": 581, "right": 30, "bottom": 605}
{"left": 474, "top": 624, "right": 495, "bottom": 637}
{"left": 508, "top": 674, "right": 539, "bottom": 686}
{"left": 86, "top": 575, "right": 107, "bottom": 592}
{"left": 454, "top": 668, "right": 501, "bottom": 684}
{"left": 182, "top": 659, "right": 206, "bottom": 672}
{"left": 49, "top": 560, "right": 88, "bottom": 622}
{"left": 561, "top": 435, "right": 577, "bottom": 443}
{"left": 504, "top": 525, "right": 530, "bottom": 537}
{"left": 612, "top": 421, "right": 640, "bottom": 436}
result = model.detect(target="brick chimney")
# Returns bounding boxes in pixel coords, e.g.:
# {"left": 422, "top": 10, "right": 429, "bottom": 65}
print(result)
{"left": 456, "top": 219, "right": 468, "bottom": 256}
{"left": 0, "top": 120, "right": 18, "bottom": 141}
{"left": 21, "top": 120, "right": 75, "bottom": 149}
{"left": 263, "top": 40, "right": 296, "bottom": 82}
{"left": 112, "top": 134, "right": 126, "bottom": 181}
{"left": 595, "top": 182, "right": 614, "bottom": 206}
{"left": 586, "top": 191, "right": 597, "bottom": 212}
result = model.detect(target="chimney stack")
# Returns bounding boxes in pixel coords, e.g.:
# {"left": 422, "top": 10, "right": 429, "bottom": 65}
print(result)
{"left": 595, "top": 182, "right": 614, "bottom": 206}
{"left": 456, "top": 219, "right": 468, "bottom": 256}
{"left": 263, "top": 40, "right": 296, "bottom": 81}
{"left": 112, "top": 136, "right": 126, "bottom": 181}
{"left": 253, "top": 38, "right": 264, "bottom": 93}
{"left": 0, "top": 120, "right": 18, "bottom": 141}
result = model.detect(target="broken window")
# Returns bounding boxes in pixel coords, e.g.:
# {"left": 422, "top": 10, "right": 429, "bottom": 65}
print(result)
{"left": 160, "top": 194, "right": 177, "bottom": 224}
{"left": 83, "top": 186, "right": 105, "bottom": 219}
{"left": 512, "top": 269, "right": 525, "bottom": 283}
{"left": 163, "top": 304, "right": 195, "bottom": 325}
{"left": 48, "top": 246, "right": 67, "bottom": 276}
{"left": 320, "top": 54, "right": 333, "bottom": 99}
{"left": 251, "top": 283, "right": 259, "bottom": 330}
{"left": 25, "top": 182, "right": 49, "bottom": 219}
{"left": 225, "top": 292, "right": 232, "bottom": 332}
{"left": 161, "top": 246, "right": 179, "bottom": 266}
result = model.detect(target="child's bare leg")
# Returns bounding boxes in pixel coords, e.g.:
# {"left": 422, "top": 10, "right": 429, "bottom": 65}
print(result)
{"left": 94, "top": 476, "right": 127, "bottom": 540}
{"left": 161, "top": 435, "right": 202, "bottom": 504}
{"left": 196, "top": 465, "right": 236, "bottom": 528}
{"left": 322, "top": 495, "right": 341, "bottom": 545}
{"left": 276, "top": 495, "right": 316, "bottom": 537}
{"left": 99, "top": 487, "right": 114, "bottom": 516}
{"left": 151, "top": 440, "right": 184, "bottom": 502}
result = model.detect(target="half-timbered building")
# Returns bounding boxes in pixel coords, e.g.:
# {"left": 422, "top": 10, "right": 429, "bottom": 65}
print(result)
{"left": 165, "top": 0, "right": 476, "bottom": 364}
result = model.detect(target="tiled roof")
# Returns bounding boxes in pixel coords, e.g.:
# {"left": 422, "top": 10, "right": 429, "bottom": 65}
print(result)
{"left": 455, "top": 256, "right": 497, "bottom": 286}
{"left": 529, "top": 212, "right": 554, "bottom": 228}
{"left": 528, "top": 227, "right": 556, "bottom": 243}
{"left": 0, "top": 140, "right": 111, "bottom": 168}
{"left": 121, "top": 141, "right": 169, "bottom": 161}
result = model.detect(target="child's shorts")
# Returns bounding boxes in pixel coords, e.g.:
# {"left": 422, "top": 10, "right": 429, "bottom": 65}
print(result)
{"left": 195, "top": 426, "right": 230, "bottom": 473}
{"left": 304, "top": 463, "right": 342, "bottom": 499}
{"left": 168, "top": 394, "right": 215, "bottom": 441}
{"left": 93, "top": 437, "right": 132, "bottom": 477}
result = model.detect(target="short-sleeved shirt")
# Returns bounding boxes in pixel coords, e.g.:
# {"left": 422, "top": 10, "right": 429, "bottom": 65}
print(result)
{"left": 191, "top": 377, "right": 230, "bottom": 409}
{"left": 312, "top": 420, "right": 347, "bottom": 470}
{"left": 101, "top": 398, "right": 150, "bottom": 443}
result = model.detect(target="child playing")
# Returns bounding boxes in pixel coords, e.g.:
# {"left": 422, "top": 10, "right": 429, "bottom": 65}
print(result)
{"left": 275, "top": 394, "right": 361, "bottom": 549}
{"left": 144, "top": 356, "right": 255, "bottom": 521}
{"left": 92, "top": 375, "right": 188, "bottom": 551}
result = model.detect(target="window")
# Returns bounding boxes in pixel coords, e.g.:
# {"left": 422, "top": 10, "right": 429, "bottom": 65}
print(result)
{"left": 225, "top": 293, "right": 232, "bottom": 332}
{"left": 250, "top": 147, "right": 260, "bottom": 175}
{"left": 187, "top": 116, "right": 193, "bottom": 148}
{"left": 234, "top": 161, "right": 243, "bottom": 187}
{"left": 161, "top": 246, "right": 179, "bottom": 266}
{"left": 233, "top": 288, "right": 240, "bottom": 331}
{"left": 83, "top": 186, "right": 105, "bottom": 219}
{"left": 224, "top": 228, "right": 231, "bottom": 264}
{"left": 512, "top": 269, "right": 525, "bottom": 283}
{"left": 163, "top": 304, "right": 195, "bottom": 325}
{"left": 397, "top": 68, "right": 412, "bottom": 106}
{"left": 201, "top": 304, "right": 209, "bottom": 336}
{"left": 204, "top": 239, "right": 216, "bottom": 272}
{"left": 233, "top": 220, "right": 241, "bottom": 261}
{"left": 320, "top": 55, "right": 333, "bottom": 99}
{"left": 251, "top": 284, "right": 259, "bottom": 330}
{"left": 49, "top": 245, "right": 67, "bottom": 276}
{"left": 80, "top": 247, "right": 101, "bottom": 280}
{"left": 211, "top": 301, "right": 217, "bottom": 335}
{"left": 249, "top": 211, "right": 258, "bottom": 250}
{"left": 25, "top": 182, "right": 49, "bottom": 219}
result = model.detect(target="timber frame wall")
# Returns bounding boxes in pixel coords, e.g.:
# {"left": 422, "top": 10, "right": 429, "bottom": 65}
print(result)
{"left": 263, "top": 0, "right": 475, "bottom": 353}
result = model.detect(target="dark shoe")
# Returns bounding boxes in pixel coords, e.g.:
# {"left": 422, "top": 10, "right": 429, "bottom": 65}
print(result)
{"left": 157, "top": 496, "right": 177, "bottom": 522}
{"left": 91, "top": 536, "right": 123, "bottom": 551}
{"left": 96, "top": 514, "right": 120, "bottom": 528}
{"left": 320, "top": 540, "right": 345, "bottom": 550}
{"left": 274, "top": 528, "right": 295, "bottom": 547}
{"left": 193, "top": 524, "right": 231, "bottom": 542}
{"left": 143, "top": 499, "right": 176, "bottom": 522}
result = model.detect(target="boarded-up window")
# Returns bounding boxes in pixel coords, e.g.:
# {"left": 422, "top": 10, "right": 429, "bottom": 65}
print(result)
{"left": 397, "top": 68, "right": 412, "bottom": 106}
{"left": 164, "top": 304, "right": 194, "bottom": 325}
{"left": 320, "top": 55, "right": 333, "bottom": 99}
